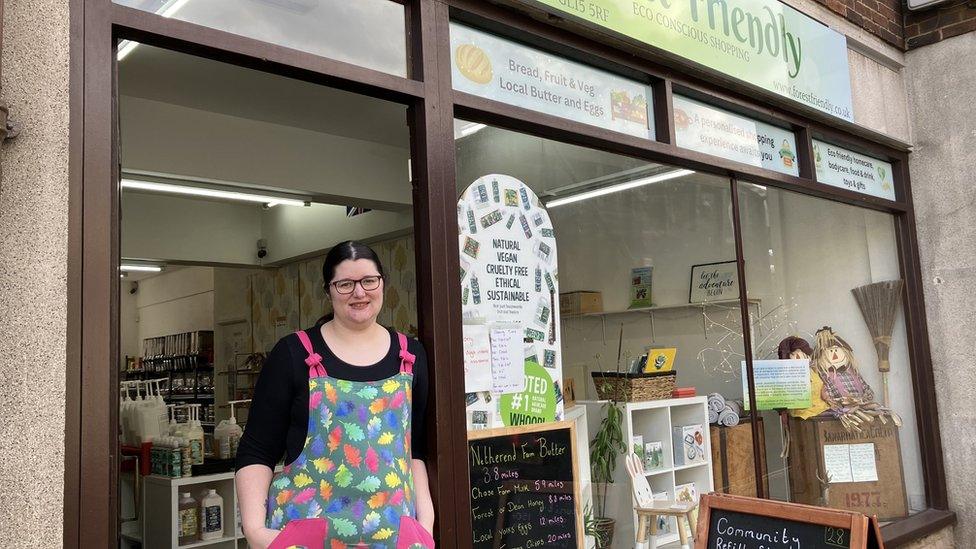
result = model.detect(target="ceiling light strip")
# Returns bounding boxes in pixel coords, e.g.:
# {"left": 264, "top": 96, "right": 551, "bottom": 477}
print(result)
{"left": 121, "top": 179, "right": 307, "bottom": 206}
{"left": 546, "top": 169, "right": 695, "bottom": 207}
{"left": 120, "top": 264, "right": 164, "bottom": 273}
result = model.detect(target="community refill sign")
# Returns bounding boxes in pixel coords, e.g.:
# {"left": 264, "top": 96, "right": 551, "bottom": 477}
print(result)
{"left": 459, "top": 174, "right": 563, "bottom": 428}
{"left": 813, "top": 139, "right": 896, "bottom": 200}
{"left": 525, "top": 0, "right": 854, "bottom": 121}
{"left": 451, "top": 23, "right": 654, "bottom": 139}
{"left": 674, "top": 95, "right": 799, "bottom": 176}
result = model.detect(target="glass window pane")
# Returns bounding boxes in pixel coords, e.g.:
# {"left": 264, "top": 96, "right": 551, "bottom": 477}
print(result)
{"left": 738, "top": 181, "right": 926, "bottom": 519}
{"left": 115, "top": 0, "right": 408, "bottom": 77}
{"left": 456, "top": 121, "right": 747, "bottom": 547}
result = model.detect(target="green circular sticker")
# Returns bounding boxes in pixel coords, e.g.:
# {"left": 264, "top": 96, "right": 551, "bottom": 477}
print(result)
{"left": 500, "top": 361, "right": 556, "bottom": 426}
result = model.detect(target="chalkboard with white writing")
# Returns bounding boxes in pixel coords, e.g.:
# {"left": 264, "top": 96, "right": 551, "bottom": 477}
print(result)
{"left": 696, "top": 493, "right": 882, "bottom": 549}
{"left": 706, "top": 508, "right": 851, "bottom": 548}
{"left": 467, "top": 421, "right": 582, "bottom": 549}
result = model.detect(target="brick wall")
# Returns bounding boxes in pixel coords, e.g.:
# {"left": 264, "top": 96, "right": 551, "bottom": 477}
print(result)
{"left": 810, "top": 0, "right": 976, "bottom": 50}
{"left": 904, "top": 0, "right": 976, "bottom": 48}
{"left": 812, "top": 0, "right": 906, "bottom": 48}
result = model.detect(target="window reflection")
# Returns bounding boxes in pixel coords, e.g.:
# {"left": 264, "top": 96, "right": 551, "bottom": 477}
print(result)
{"left": 116, "top": 0, "right": 408, "bottom": 77}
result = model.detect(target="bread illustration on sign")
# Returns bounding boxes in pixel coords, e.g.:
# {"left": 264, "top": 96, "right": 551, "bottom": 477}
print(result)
{"left": 455, "top": 44, "right": 493, "bottom": 84}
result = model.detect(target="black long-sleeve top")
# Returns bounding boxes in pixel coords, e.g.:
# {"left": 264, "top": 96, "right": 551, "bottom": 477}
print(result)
{"left": 235, "top": 326, "right": 429, "bottom": 471}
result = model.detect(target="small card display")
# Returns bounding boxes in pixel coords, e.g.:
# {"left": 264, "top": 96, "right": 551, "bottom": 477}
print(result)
{"left": 643, "top": 441, "right": 664, "bottom": 471}
{"left": 672, "top": 424, "right": 706, "bottom": 465}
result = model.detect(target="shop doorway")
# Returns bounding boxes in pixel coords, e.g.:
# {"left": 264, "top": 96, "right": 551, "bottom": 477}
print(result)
{"left": 116, "top": 43, "right": 419, "bottom": 548}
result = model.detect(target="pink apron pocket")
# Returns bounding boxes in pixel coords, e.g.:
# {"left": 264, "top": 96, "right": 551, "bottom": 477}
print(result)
{"left": 268, "top": 517, "right": 328, "bottom": 549}
{"left": 396, "top": 516, "right": 435, "bottom": 549}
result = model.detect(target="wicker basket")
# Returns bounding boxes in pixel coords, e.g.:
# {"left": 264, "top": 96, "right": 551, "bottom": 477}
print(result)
{"left": 590, "top": 371, "right": 677, "bottom": 402}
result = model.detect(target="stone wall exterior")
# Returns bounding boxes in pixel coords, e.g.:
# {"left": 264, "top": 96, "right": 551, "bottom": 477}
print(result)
{"left": 905, "top": 30, "right": 976, "bottom": 548}
{"left": 0, "top": 0, "right": 72, "bottom": 547}
{"left": 899, "top": 526, "right": 955, "bottom": 549}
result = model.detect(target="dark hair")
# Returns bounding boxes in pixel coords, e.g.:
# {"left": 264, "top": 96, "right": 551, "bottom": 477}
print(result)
{"left": 316, "top": 240, "right": 385, "bottom": 325}
{"left": 777, "top": 336, "right": 813, "bottom": 359}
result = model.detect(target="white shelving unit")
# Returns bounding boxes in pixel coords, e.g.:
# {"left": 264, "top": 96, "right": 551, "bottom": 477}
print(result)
{"left": 143, "top": 471, "right": 245, "bottom": 549}
{"left": 583, "top": 397, "right": 714, "bottom": 549}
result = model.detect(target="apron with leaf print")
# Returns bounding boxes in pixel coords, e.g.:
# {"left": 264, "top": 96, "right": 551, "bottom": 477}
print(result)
{"left": 266, "top": 330, "right": 432, "bottom": 548}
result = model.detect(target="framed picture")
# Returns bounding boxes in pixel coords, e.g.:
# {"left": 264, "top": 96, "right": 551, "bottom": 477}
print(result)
{"left": 689, "top": 261, "right": 739, "bottom": 303}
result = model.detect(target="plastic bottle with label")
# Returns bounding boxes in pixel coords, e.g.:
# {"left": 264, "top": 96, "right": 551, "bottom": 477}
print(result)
{"left": 177, "top": 492, "right": 198, "bottom": 545}
{"left": 186, "top": 405, "right": 205, "bottom": 465}
{"left": 214, "top": 400, "right": 245, "bottom": 459}
{"left": 199, "top": 489, "right": 224, "bottom": 540}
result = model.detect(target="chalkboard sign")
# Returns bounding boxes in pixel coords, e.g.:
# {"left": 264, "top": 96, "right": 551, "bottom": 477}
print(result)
{"left": 467, "top": 421, "right": 583, "bottom": 548}
{"left": 695, "top": 493, "right": 884, "bottom": 549}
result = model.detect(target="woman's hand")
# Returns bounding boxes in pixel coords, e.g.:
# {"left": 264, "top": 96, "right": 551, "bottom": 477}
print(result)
{"left": 244, "top": 527, "right": 280, "bottom": 549}
{"left": 420, "top": 517, "right": 435, "bottom": 536}
{"left": 411, "top": 459, "right": 436, "bottom": 537}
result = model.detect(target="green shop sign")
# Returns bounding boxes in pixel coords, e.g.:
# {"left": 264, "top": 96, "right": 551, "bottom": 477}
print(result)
{"left": 525, "top": 0, "right": 854, "bottom": 121}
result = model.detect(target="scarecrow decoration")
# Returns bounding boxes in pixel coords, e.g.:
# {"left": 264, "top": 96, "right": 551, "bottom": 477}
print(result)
{"left": 812, "top": 326, "right": 902, "bottom": 432}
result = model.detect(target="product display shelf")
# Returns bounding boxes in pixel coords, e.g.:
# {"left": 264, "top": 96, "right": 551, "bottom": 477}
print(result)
{"left": 565, "top": 298, "right": 761, "bottom": 318}
{"left": 143, "top": 471, "right": 241, "bottom": 549}
{"left": 582, "top": 397, "right": 714, "bottom": 549}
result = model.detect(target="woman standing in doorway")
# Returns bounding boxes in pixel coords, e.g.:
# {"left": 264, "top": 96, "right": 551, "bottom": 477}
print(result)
{"left": 236, "top": 241, "right": 434, "bottom": 548}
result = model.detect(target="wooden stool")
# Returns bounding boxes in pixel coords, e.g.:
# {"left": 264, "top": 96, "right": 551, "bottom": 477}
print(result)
{"left": 634, "top": 500, "right": 697, "bottom": 549}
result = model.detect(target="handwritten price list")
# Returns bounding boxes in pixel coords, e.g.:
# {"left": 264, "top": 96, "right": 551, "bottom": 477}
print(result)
{"left": 468, "top": 426, "right": 579, "bottom": 548}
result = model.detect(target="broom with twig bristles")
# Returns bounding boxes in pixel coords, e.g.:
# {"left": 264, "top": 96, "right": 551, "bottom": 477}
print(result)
{"left": 851, "top": 280, "right": 904, "bottom": 408}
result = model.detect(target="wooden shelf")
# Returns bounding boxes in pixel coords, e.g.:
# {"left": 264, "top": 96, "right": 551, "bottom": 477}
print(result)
{"left": 177, "top": 535, "right": 237, "bottom": 548}
{"left": 563, "top": 298, "right": 760, "bottom": 318}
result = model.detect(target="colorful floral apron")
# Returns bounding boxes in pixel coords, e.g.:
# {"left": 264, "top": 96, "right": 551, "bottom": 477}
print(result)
{"left": 266, "top": 330, "right": 434, "bottom": 549}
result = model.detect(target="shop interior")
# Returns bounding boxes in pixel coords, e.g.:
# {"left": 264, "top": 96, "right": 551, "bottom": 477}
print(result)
{"left": 116, "top": 43, "right": 925, "bottom": 549}
{"left": 117, "top": 43, "right": 418, "bottom": 547}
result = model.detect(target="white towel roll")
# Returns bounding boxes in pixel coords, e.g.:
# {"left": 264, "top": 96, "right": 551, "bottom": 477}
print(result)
{"left": 718, "top": 405, "right": 740, "bottom": 427}
{"left": 707, "top": 392, "right": 726, "bottom": 414}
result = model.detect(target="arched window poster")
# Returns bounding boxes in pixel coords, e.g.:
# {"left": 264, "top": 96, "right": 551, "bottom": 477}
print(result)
{"left": 458, "top": 174, "right": 564, "bottom": 429}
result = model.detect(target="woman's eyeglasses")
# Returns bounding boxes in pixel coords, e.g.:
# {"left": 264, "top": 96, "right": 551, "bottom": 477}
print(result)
{"left": 330, "top": 275, "right": 383, "bottom": 295}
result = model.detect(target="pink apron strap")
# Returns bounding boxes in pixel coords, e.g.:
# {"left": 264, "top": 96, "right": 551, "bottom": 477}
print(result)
{"left": 397, "top": 332, "right": 415, "bottom": 375}
{"left": 295, "top": 330, "right": 327, "bottom": 378}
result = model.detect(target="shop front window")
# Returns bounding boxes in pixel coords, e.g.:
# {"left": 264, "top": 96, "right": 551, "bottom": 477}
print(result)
{"left": 118, "top": 44, "right": 420, "bottom": 547}
{"left": 737, "top": 182, "right": 926, "bottom": 520}
{"left": 114, "top": 0, "right": 408, "bottom": 77}
{"left": 455, "top": 120, "right": 751, "bottom": 547}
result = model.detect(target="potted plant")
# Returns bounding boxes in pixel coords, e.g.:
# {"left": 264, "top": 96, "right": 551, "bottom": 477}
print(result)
{"left": 589, "top": 401, "right": 625, "bottom": 548}
{"left": 582, "top": 503, "right": 599, "bottom": 545}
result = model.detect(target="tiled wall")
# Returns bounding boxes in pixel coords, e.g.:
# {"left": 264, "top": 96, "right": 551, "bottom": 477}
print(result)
{"left": 250, "top": 235, "right": 418, "bottom": 352}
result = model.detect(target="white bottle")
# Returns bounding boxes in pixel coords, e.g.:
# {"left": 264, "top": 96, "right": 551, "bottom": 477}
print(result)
{"left": 152, "top": 379, "right": 169, "bottom": 437}
{"left": 186, "top": 405, "right": 205, "bottom": 465}
{"left": 135, "top": 381, "right": 161, "bottom": 443}
{"left": 120, "top": 385, "right": 134, "bottom": 446}
{"left": 199, "top": 489, "right": 224, "bottom": 540}
{"left": 214, "top": 400, "right": 245, "bottom": 459}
